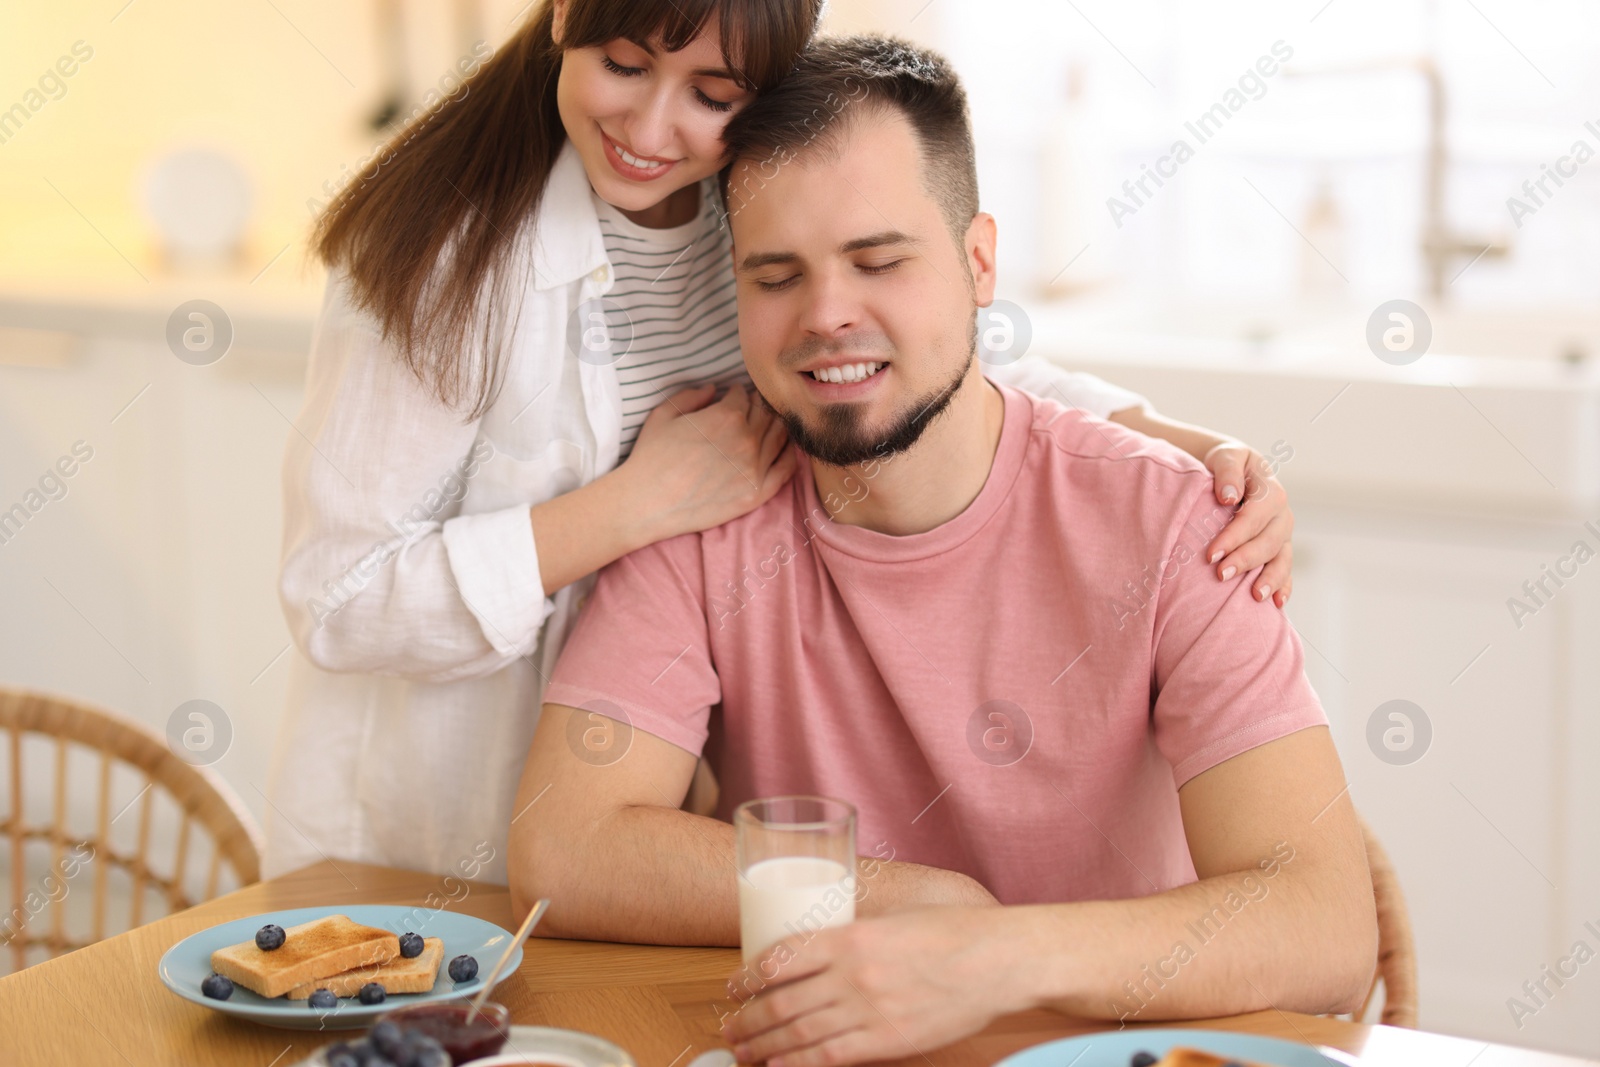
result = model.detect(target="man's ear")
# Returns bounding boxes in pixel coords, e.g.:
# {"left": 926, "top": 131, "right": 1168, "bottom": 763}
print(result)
{"left": 964, "top": 212, "right": 999, "bottom": 306}
{"left": 551, "top": 0, "right": 570, "bottom": 46}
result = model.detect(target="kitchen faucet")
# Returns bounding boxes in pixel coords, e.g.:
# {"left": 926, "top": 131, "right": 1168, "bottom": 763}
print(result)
{"left": 1285, "top": 57, "right": 1510, "bottom": 299}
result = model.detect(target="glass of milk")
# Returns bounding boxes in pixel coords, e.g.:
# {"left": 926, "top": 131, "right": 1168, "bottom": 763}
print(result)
{"left": 734, "top": 796, "right": 857, "bottom": 967}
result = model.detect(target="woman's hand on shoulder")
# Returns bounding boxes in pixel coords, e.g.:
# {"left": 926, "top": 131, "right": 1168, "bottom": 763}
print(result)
{"left": 623, "top": 383, "right": 796, "bottom": 543}
{"left": 1201, "top": 441, "right": 1293, "bottom": 608}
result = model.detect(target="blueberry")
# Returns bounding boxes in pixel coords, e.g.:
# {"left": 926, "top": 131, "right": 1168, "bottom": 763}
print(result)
{"left": 406, "top": 1038, "right": 450, "bottom": 1067}
{"left": 1130, "top": 1054, "right": 1157, "bottom": 1067}
{"left": 324, "top": 1043, "right": 359, "bottom": 1067}
{"left": 358, "top": 982, "right": 387, "bottom": 1005}
{"left": 394, "top": 1032, "right": 427, "bottom": 1057}
{"left": 397, "top": 931, "right": 424, "bottom": 959}
{"left": 394, "top": 1032, "right": 449, "bottom": 1067}
{"left": 447, "top": 954, "right": 478, "bottom": 982}
{"left": 369, "top": 1019, "right": 405, "bottom": 1058}
{"left": 201, "top": 972, "right": 234, "bottom": 1000}
{"left": 308, "top": 988, "right": 338, "bottom": 1010}
{"left": 255, "top": 923, "right": 287, "bottom": 951}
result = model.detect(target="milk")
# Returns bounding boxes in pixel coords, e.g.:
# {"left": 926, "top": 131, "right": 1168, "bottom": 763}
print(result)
{"left": 738, "top": 856, "right": 856, "bottom": 965}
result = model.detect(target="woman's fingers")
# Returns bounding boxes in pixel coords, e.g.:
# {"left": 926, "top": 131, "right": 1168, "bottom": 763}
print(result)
{"left": 665, "top": 382, "right": 719, "bottom": 413}
{"left": 1205, "top": 497, "right": 1275, "bottom": 573}
{"left": 1203, "top": 443, "right": 1249, "bottom": 506}
{"left": 719, "top": 382, "right": 752, "bottom": 417}
{"left": 746, "top": 385, "right": 775, "bottom": 428}
{"left": 1214, "top": 512, "right": 1294, "bottom": 592}
{"left": 757, "top": 448, "right": 799, "bottom": 503}
{"left": 640, "top": 385, "right": 718, "bottom": 436}
{"left": 758, "top": 411, "right": 791, "bottom": 471}
{"left": 1255, "top": 541, "right": 1294, "bottom": 607}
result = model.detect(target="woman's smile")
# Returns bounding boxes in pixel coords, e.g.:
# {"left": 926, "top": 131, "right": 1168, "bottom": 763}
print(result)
{"left": 599, "top": 129, "right": 680, "bottom": 182}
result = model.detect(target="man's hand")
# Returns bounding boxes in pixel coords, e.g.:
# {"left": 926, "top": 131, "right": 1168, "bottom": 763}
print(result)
{"left": 722, "top": 727, "right": 1374, "bottom": 1065}
{"left": 723, "top": 907, "right": 1023, "bottom": 1067}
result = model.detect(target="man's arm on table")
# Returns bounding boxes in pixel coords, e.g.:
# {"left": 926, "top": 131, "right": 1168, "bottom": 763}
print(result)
{"left": 506, "top": 702, "right": 998, "bottom": 944}
{"left": 723, "top": 725, "right": 1378, "bottom": 1067}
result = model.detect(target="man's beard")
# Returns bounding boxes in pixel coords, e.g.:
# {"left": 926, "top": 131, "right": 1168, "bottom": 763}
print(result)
{"left": 777, "top": 351, "right": 972, "bottom": 468}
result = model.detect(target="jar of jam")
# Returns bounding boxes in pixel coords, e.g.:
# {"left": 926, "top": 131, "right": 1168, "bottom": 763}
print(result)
{"left": 377, "top": 998, "right": 511, "bottom": 1065}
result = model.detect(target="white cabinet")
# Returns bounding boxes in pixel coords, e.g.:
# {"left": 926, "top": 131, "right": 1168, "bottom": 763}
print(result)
{"left": 0, "top": 300, "right": 309, "bottom": 950}
{"left": 1051, "top": 346, "right": 1600, "bottom": 1056}
{"left": 1292, "top": 505, "right": 1599, "bottom": 1054}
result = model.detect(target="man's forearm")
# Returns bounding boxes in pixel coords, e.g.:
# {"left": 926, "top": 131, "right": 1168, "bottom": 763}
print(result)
{"left": 525, "top": 803, "right": 740, "bottom": 945}
{"left": 509, "top": 704, "right": 1002, "bottom": 944}
{"left": 523, "top": 803, "right": 998, "bottom": 946}
{"left": 977, "top": 850, "right": 1375, "bottom": 1024}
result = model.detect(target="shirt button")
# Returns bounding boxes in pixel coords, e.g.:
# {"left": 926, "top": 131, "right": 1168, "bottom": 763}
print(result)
{"left": 590, "top": 266, "right": 609, "bottom": 283}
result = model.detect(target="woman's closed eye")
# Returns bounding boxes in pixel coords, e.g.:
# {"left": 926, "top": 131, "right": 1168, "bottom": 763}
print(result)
{"left": 695, "top": 87, "right": 737, "bottom": 113}
{"left": 602, "top": 53, "right": 740, "bottom": 113}
{"left": 601, "top": 54, "right": 643, "bottom": 77}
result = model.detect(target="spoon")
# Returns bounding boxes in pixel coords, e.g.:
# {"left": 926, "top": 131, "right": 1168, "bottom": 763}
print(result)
{"left": 466, "top": 898, "right": 550, "bottom": 1025}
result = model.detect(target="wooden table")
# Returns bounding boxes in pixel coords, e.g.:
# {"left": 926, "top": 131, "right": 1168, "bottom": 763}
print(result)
{"left": 0, "top": 860, "right": 1591, "bottom": 1066}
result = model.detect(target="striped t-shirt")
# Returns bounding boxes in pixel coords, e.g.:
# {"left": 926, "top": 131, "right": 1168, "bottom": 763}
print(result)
{"left": 593, "top": 181, "right": 747, "bottom": 456}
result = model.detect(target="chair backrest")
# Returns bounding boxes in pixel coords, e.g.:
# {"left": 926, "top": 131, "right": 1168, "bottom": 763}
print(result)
{"left": 1356, "top": 811, "right": 1418, "bottom": 1027}
{"left": 0, "top": 688, "right": 262, "bottom": 975}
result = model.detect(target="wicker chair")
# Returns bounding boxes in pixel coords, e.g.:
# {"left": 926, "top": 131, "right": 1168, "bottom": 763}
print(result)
{"left": 0, "top": 688, "right": 262, "bottom": 975}
{"left": 1355, "top": 812, "right": 1418, "bottom": 1027}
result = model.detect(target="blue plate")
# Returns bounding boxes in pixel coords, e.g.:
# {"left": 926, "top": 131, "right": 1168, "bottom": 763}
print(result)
{"left": 993, "top": 1028, "right": 1358, "bottom": 1067}
{"left": 158, "top": 904, "right": 524, "bottom": 1031}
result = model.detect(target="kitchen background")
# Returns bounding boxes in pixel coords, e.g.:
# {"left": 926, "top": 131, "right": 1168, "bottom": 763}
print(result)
{"left": 2, "top": 0, "right": 1598, "bottom": 1056}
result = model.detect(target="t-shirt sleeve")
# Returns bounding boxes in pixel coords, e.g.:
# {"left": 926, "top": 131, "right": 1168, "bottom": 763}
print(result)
{"left": 544, "top": 534, "right": 721, "bottom": 756}
{"left": 1149, "top": 487, "right": 1328, "bottom": 787}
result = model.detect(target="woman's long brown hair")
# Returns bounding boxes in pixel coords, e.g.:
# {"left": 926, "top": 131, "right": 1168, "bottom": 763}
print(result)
{"left": 313, "top": 0, "right": 821, "bottom": 420}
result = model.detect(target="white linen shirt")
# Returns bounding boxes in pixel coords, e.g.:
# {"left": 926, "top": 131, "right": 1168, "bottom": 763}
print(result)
{"left": 262, "top": 141, "right": 1147, "bottom": 884}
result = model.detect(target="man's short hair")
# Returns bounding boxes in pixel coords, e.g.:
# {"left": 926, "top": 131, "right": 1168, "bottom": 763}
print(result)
{"left": 720, "top": 35, "right": 979, "bottom": 243}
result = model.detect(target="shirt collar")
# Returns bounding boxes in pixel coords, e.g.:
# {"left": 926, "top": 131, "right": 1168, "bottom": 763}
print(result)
{"left": 529, "top": 140, "right": 609, "bottom": 291}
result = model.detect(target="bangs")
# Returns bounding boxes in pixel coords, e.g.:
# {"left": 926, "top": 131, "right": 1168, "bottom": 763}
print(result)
{"left": 560, "top": 0, "right": 818, "bottom": 93}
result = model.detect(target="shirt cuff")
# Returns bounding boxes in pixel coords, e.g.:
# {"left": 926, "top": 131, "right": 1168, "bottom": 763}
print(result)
{"left": 542, "top": 682, "right": 711, "bottom": 758}
{"left": 1169, "top": 705, "right": 1329, "bottom": 788}
{"left": 985, "top": 360, "right": 1148, "bottom": 420}
{"left": 1066, "top": 374, "right": 1148, "bottom": 420}
{"left": 441, "top": 505, "right": 554, "bottom": 657}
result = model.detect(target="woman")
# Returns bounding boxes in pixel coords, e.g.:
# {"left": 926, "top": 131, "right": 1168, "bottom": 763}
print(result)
{"left": 264, "top": 0, "right": 1295, "bottom": 883}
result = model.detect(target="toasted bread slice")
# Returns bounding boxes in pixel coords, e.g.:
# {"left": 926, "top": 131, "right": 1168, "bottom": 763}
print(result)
{"left": 1154, "top": 1050, "right": 1267, "bottom": 1067}
{"left": 210, "top": 915, "right": 400, "bottom": 999}
{"left": 286, "top": 936, "right": 445, "bottom": 999}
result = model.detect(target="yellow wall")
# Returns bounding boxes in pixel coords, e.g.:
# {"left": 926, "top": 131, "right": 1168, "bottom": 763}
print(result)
{"left": 0, "top": 1, "right": 550, "bottom": 298}
{"left": 0, "top": 0, "right": 895, "bottom": 300}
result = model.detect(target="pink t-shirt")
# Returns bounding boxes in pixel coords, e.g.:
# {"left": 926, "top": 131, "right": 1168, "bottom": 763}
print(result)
{"left": 545, "top": 383, "right": 1325, "bottom": 905}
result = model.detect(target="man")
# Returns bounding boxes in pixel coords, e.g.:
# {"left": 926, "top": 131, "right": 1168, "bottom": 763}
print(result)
{"left": 508, "top": 35, "right": 1376, "bottom": 1067}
